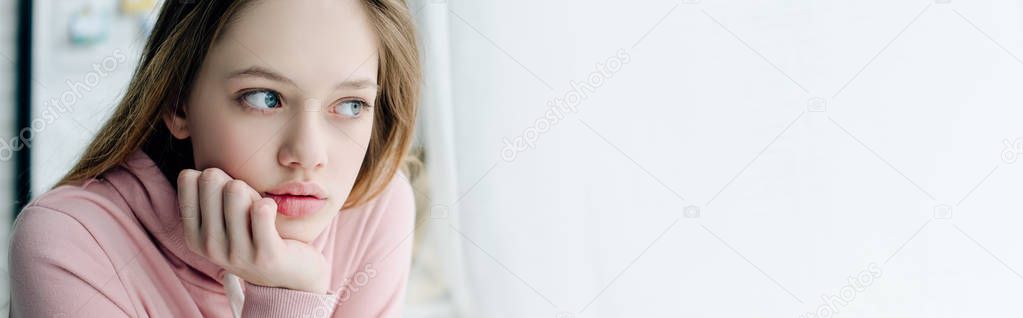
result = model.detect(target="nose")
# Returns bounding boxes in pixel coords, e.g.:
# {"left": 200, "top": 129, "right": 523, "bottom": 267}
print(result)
{"left": 277, "top": 101, "right": 328, "bottom": 171}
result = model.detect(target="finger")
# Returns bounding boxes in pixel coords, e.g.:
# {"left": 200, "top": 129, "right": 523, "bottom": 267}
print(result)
{"left": 177, "top": 169, "right": 202, "bottom": 251}
{"left": 251, "top": 198, "right": 282, "bottom": 252}
{"left": 198, "top": 168, "right": 229, "bottom": 262}
{"left": 223, "top": 180, "right": 254, "bottom": 262}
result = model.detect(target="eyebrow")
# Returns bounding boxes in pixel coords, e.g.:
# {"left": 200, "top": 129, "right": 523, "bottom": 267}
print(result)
{"left": 227, "top": 66, "right": 378, "bottom": 90}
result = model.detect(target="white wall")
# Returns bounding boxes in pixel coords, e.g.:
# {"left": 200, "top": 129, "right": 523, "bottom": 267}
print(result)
{"left": 441, "top": 0, "right": 1023, "bottom": 317}
{"left": 30, "top": 0, "right": 146, "bottom": 196}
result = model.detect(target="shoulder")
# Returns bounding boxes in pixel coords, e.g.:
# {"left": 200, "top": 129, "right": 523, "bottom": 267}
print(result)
{"left": 16, "top": 182, "right": 114, "bottom": 226}
{"left": 11, "top": 180, "right": 134, "bottom": 267}
{"left": 10, "top": 190, "right": 118, "bottom": 277}
{"left": 323, "top": 173, "right": 418, "bottom": 318}
{"left": 337, "top": 172, "right": 417, "bottom": 245}
{"left": 369, "top": 171, "right": 416, "bottom": 225}
{"left": 376, "top": 171, "right": 415, "bottom": 212}
{"left": 11, "top": 200, "right": 99, "bottom": 262}
{"left": 13, "top": 193, "right": 93, "bottom": 244}
{"left": 14, "top": 178, "right": 130, "bottom": 233}
{"left": 9, "top": 184, "right": 138, "bottom": 317}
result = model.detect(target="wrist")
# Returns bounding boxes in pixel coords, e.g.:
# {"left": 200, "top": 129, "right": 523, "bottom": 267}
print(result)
{"left": 288, "top": 279, "right": 329, "bottom": 294}
{"left": 283, "top": 270, "right": 330, "bottom": 294}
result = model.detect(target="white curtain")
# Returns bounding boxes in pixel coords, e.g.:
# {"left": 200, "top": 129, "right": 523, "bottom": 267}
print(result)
{"left": 415, "top": 0, "right": 1023, "bottom": 317}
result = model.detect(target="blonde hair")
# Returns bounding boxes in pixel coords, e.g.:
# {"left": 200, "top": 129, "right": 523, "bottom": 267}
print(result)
{"left": 56, "top": 0, "right": 421, "bottom": 209}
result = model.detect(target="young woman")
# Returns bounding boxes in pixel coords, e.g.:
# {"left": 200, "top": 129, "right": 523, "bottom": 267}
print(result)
{"left": 9, "top": 0, "right": 420, "bottom": 317}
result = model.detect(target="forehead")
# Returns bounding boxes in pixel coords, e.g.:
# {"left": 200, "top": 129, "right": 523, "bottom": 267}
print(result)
{"left": 210, "top": 0, "right": 380, "bottom": 85}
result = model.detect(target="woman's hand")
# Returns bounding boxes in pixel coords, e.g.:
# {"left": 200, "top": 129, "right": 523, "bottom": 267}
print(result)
{"left": 177, "top": 168, "right": 330, "bottom": 294}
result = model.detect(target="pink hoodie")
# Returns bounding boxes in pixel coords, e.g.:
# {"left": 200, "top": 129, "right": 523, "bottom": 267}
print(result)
{"left": 9, "top": 150, "right": 415, "bottom": 317}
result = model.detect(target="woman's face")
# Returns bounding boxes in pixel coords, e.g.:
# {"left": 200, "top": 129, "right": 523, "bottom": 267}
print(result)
{"left": 165, "top": 0, "right": 379, "bottom": 243}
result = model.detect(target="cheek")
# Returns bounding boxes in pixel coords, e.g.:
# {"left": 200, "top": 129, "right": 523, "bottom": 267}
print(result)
{"left": 188, "top": 108, "right": 270, "bottom": 174}
{"left": 327, "top": 117, "right": 374, "bottom": 176}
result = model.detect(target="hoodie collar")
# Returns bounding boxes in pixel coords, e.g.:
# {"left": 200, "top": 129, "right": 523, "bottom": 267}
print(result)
{"left": 105, "top": 150, "right": 228, "bottom": 284}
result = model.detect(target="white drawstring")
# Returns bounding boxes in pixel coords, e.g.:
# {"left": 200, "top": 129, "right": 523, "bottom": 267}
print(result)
{"left": 223, "top": 273, "right": 245, "bottom": 318}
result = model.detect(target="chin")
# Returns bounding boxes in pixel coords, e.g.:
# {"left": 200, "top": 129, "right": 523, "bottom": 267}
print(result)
{"left": 275, "top": 212, "right": 335, "bottom": 243}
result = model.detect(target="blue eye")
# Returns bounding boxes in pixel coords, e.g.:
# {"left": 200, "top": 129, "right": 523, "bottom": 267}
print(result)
{"left": 240, "top": 90, "right": 281, "bottom": 110}
{"left": 335, "top": 100, "right": 366, "bottom": 118}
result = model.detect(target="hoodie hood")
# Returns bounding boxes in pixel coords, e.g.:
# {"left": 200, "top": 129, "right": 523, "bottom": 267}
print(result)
{"left": 101, "top": 149, "right": 229, "bottom": 284}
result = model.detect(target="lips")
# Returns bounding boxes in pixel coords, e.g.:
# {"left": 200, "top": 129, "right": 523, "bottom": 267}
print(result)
{"left": 264, "top": 181, "right": 328, "bottom": 217}
{"left": 267, "top": 194, "right": 326, "bottom": 217}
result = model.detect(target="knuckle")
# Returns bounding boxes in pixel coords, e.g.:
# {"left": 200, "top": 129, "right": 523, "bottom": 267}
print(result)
{"left": 179, "top": 197, "right": 199, "bottom": 211}
{"left": 199, "top": 168, "right": 226, "bottom": 184}
{"left": 179, "top": 202, "right": 199, "bottom": 215}
{"left": 224, "top": 180, "right": 248, "bottom": 196}
{"left": 177, "top": 169, "right": 199, "bottom": 185}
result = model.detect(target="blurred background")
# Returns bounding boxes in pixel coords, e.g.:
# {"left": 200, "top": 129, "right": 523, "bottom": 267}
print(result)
{"left": 4, "top": 0, "right": 1023, "bottom": 317}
